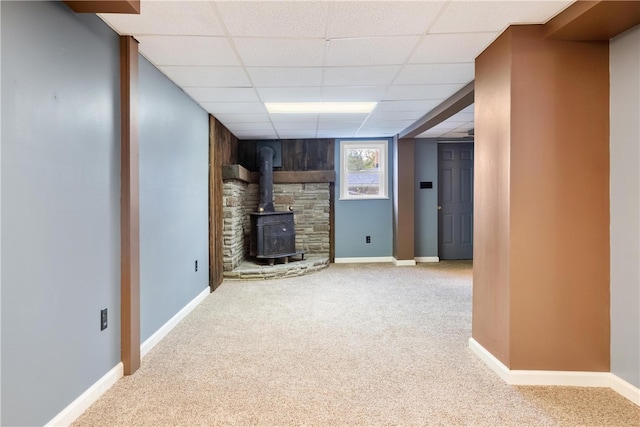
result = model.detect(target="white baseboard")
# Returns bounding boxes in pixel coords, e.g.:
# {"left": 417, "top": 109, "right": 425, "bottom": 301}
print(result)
{"left": 469, "top": 338, "right": 639, "bottom": 407}
{"left": 611, "top": 374, "right": 640, "bottom": 406}
{"left": 334, "top": 257, "right": 393, "bottom": 264}
{"left": 45, "top": 362, "right": 123, "bottom": 427}
{"left": 46, "top": 286, "right": 212, "bottom": 426}
{"left": 469, "top": 337, "right": 510, "bottom": 383}
{"left": 141, "top": 286, "right": 210, "bottom": 358}
{"left": 415, "top": 257, "right": 440, "bottom": 263}
{"left": 392, "top": 258, "right": 416, "bottom": 266}
{"left": 509, "top": 370, "right": 611, "bottom": 387}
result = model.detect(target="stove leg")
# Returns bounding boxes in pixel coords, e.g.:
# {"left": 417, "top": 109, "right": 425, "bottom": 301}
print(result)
{"left": 268, "top": 259, "right": 275, "bottom": 266}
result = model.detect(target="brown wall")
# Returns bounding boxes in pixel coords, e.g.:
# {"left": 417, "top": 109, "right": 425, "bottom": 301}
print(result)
{"left": 509, "top": 25, "right": 609, "bottom": 371}
{"left": 473, "top": 29, "right": 513, "bottom": 366}
{"left": 473, "top": 25, "right": 610, "bottom": 371}
{"left": 237, "top": 139, "right": 334, "bottom": 171}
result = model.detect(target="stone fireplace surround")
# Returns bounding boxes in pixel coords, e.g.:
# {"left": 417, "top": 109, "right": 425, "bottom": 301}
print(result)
{"left": 222, "top": 165, "right": 331, "bottom": 276}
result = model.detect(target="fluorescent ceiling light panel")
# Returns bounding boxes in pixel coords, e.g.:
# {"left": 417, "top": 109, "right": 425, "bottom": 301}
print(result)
{"left": 265, "top": 102, "right": 376, "bottom": 114}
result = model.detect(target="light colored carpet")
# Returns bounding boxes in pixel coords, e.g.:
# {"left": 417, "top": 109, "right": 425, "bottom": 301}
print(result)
{"left": 73, "top": 262, "right": 640, "bottom": 426}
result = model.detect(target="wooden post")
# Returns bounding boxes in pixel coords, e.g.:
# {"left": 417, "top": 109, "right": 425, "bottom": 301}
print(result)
{"left": 120, "top": 35, "right": 140, "bottom": 375}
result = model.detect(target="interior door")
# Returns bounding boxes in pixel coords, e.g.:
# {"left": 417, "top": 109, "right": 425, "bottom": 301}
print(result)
{"left": 438, "top": 143, "right": 474, "bottom": 260}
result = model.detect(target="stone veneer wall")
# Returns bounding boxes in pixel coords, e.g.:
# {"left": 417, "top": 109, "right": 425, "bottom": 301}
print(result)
{"left": 223, "top": 179, "right": 330, "bottom": 271}
{"left": 222, "top": 179, "right": 248, "bottom": 271}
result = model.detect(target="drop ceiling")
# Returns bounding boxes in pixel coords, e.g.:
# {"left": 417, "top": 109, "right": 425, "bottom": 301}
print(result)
{"left": 99, "top": 0, "right": 574, "bottom": 140}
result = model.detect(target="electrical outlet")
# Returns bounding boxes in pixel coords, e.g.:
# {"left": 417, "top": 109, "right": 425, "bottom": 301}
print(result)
{"left": 195, "top": 260, "right": 198, "bottom": 272}
{"left": 366, "top": 236, "right": 371, "bottom": 243}
{"left": 101, "top": 308, "right": 108, "bottom": 331}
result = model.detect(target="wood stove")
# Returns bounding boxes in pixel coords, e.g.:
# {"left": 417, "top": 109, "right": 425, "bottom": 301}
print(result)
{"left": 250, "top": 146, "right": 303, "bottom": 264}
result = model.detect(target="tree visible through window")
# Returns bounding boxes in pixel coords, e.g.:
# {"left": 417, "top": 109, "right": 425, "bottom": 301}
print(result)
{"left": 340, "top": 141, "right": 388, "bottom": 200}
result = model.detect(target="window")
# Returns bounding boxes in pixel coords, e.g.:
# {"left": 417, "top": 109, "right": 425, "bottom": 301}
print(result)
{"left": 340, "top": 140, "right": 388, "bottom": 200}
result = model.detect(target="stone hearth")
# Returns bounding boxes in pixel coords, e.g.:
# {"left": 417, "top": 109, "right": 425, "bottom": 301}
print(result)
{"left": 223, "top": 256, "right": 329, "bottom": 280}
{"left": 222, "top": 165, "right": 331, "bottom": 280}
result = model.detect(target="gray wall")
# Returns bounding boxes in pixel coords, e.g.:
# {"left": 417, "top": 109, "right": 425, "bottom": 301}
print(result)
{"left": 610, "top": 24, "right": 640, "bottom": 389}
{"left": 414, "top": 139, "right": 439, "bottom": 258}
{"left": 139, "top": 56, "right": 210, "bottom": 342}
{"left": 1, "top": 2, "right": 121, "bottom": 425}
{"left": 334, "top": 138, "right": 393, "bottom": 258}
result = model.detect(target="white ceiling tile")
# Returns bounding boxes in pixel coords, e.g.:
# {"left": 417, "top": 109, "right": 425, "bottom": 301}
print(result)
{"left": 384, "top": 84, "right": 465, "bottom": 101}
{"left": 415, "top": 121, "right": 462, "bottom": 138}
{"left": 368, "top": 111, "right": 424, "bottom": 121}
{"left": 440, "top": 131, "right": 473, "bottom": 138}
{"left": 270, "top": 114, "right": 319, "bottom": 124}
{"left": 361, "top": 120, "right": 415, "bottom": 129}
{"left": 137, "top": 36, "right": 239, "bottom": 66}
{"left": 410, "top": 32, "right": 498, "bottom": 64}
{"left": 257, "top": 87, "right": 323, "bottom": 102}
{"left": 201, "top": 102, "right": 267, "bottom": 115}
{"left": 213, "top": 113, "right": 271, "bottom": 124}
{"left": 317, "top": 130, "right": 357, "bottom": 138}
{"left": 321, "top": 86, "right": 386, "bottom": 102}
{"left": 325, "top": 36, "right": 420, "bottom": 66}
{"left": 247, "top": 67, "right": 323, "bottom": 87}
{"left": 277, "top": 130, "right": 318, "bottom": 139}
{"left": 447, "top": 111, "right": 474, "bottom": 122}
{"left": 273, "top": 122, "right": 320, "bottom": 131}
{"left": 417, "top": 129, "right": 447, "bottom": 138}
{"left": 99, "top": 2, "right": 224, "bottom": 36}
{"left": 326, "top": 1, "right": 446, "bottom": 38}
{"left": 159, "top": 66, "right": 250, "bottom": 87}
{"left": 394, "top": 64, "right": 474, "bottom": 85}
{"left": 215, "top": 1, "right": 329, "bottom": 38}
{"left": 430, "top": 1, "right": 573, "bottom": 34}
{"left": 317, "top": 122, "right": 364, "bottom": 131}
{"left": 355, "top": 129, "right": 399, "bottom": 137}
{"left": 183, "top": 87, "right": 259, "bottom": 103}
{"left": 374, "top": 100, "right": 442, "bottom": 112}
{"left": 323, "top": 66, "right": 401, "bottom": 86}
{"left": 454, "top": 121, "right": 475, "bottom": 132}
{"left": 234, "top": 39, "right": 326, "bottom": 67}
{"left": 317, "top": 113, "right": 370, "bottom": 122}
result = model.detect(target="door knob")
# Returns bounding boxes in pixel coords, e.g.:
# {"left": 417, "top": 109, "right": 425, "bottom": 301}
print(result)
{"left": 437, "top": 206, "right": 442, "bottom": 210}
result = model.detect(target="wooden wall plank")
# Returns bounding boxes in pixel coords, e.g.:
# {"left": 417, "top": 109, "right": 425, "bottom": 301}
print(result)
{"left": 209, "top": 117, "right": 225, "bottom": 290}
{"left": 120, "top": 35, "right": 140, "bottom": 376}
{"left": 238, "top": 139, "right": 335, "bottom": 172}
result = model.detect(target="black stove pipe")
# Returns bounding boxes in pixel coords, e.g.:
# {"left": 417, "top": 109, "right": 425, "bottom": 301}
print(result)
{"left": 258, "top": 145, "right": 275, "bottom": 212}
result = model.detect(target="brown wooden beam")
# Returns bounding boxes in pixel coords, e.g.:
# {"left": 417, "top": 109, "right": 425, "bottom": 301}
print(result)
{"left": 544, "top": 0, "right": 640, "bottom": 41}
{"left": 64, "top": 0, "right": 140, "bottom": 14}
{"left": 399, "top": 82, "right": 474, "bottom": 139}
{"left": 222, "top": 164, "right": 252, "bottom": 183}
{"left": 248, "top": 170, "right": 336, "bottom": 184}
{"left": 120, "top": 35, "right": 140, "bottom": 376}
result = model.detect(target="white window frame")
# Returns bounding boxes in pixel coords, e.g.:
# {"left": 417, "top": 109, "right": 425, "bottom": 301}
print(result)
{"left": 339, "top": 140, "right": 388, "bottom": 200}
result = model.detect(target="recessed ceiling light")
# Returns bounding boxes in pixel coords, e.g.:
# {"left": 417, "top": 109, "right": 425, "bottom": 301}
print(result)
{"left": 265, "top": 102, "right": 377, "bottom": 114}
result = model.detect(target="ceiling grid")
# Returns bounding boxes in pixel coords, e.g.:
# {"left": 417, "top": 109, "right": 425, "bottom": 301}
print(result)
{"left": 99, "top": 0, "right": 575, "bottom": 140}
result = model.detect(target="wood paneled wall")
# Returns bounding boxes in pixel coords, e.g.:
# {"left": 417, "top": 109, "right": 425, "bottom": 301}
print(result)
{"left": 209, "top": 118, "right": 237, "bottom": 290}
{"left": 237, "top": 139, "right": 335, "bottom": 171}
